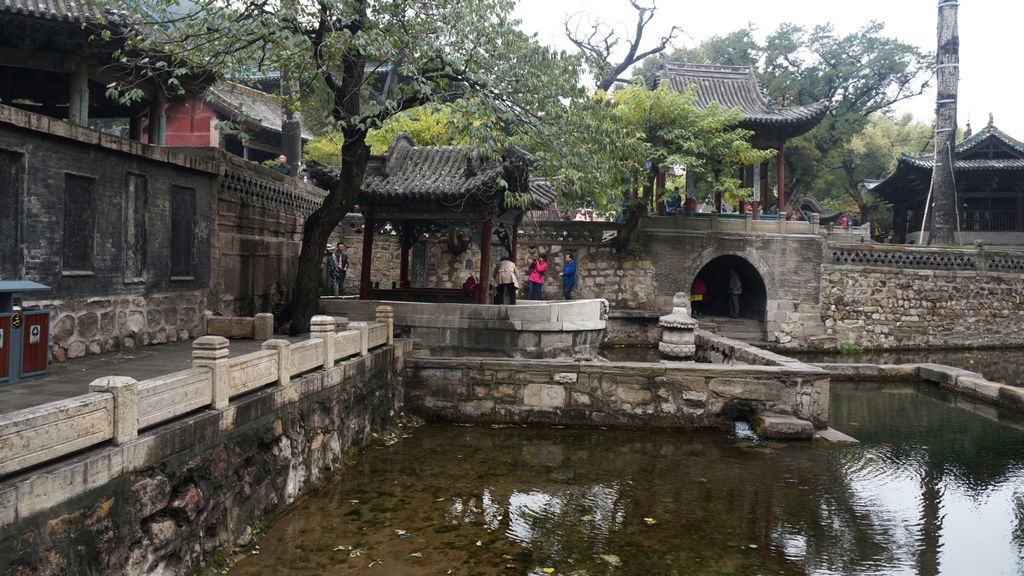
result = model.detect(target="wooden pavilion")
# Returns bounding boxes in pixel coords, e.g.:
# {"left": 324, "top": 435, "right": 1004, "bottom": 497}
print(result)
{"left": 355, "top": 135, "right": 553, "bottom": 303}
{"left": 875, "top": 119, "right": 1024, "bottom": 245}
{"left": 659, "top": 63, "right": 829, "bottom": 216}
{"left": 0, "top": 1, "right": 211, "bottom": 143}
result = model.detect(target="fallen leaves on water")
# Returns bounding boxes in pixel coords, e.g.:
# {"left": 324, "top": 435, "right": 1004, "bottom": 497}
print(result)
{"left": 543, "top": 568, "right": 556, "bottom": 574}
{"left": 409, "top": 552, "right": 423, "bottom": 558}
{"left": 580, "top": 515, "right": 594, "bottom": 521}
{"left": 475, "top": 540, "right": 482, "bottom": 546}
{"left": 642, "top": 517, "right": 658, "bottom": 526}
{"left": 395, "top": 529, "right": 408, "bottom": 535}
{"left": 599, "top": 554, "right": 622, "bottom": 567}
{"left": 349, "top": 548, "right": 366, "bottom": 558}
{"left": 332, "top": 545, "right": 353, "bottom": 552}
{"left": 368, "top": 557, "right": 382, "bottom": 568}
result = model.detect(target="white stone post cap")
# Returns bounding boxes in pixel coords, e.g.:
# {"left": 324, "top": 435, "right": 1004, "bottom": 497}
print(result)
{"left": 193, "top": 335, "right": 230, "bottom": 359}
{"left": 310, "top": 315, "right": 335, "bottom": 329}
{"left": 262, "top": 339, "right": 291, "bottom": 350}
{"left": 89, "top": 375, "right": 138, "bottom": 392}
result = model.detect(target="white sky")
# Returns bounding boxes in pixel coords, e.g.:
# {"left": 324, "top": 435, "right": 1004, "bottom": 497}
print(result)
{"left": 513, "top": 0, "right": 1022, "bottom": 136}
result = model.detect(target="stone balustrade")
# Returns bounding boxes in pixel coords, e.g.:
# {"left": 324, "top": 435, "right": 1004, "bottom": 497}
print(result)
{"left": 0, "top": 310, "right": 393, "bottom": 480}
{"left": 204, "top": 312, "right": 275, "bottom": 340}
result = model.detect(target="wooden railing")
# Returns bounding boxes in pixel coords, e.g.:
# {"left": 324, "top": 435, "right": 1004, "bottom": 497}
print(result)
{"left": 0, "top": 307, "right": 395, "bottom": 478}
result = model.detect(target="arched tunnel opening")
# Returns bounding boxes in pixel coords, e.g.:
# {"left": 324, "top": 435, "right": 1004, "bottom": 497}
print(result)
{"left": 690, "top": 255, "right": 767, "bottom": 321}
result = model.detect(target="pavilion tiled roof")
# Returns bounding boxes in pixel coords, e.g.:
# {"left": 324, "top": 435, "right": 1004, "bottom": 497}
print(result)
{"left": 0, "top": 0, "right": 110, "bottom": 23}
{"left": 207, "top": 81, "right": 311, "bottom": 140}
{"left": 874, "top": 122, "right": 1024, "bottom": 204}
{"left": 362, "top": 136, "right": 505, "bottom": 203}
{"left": 360, "top": 135, "right": 552, "bottom": 210}
{"left": 659, "top": 63, "right": 829, "bottom": 128}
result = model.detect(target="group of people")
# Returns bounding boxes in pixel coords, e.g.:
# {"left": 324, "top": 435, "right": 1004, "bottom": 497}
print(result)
{"left": 492, "top": 253, "right": 577, "bottom": 304}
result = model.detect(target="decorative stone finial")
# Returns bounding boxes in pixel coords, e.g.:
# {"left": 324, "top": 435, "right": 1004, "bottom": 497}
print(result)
{"left": 658, "top": 292, "right": 698, "bottom": 359}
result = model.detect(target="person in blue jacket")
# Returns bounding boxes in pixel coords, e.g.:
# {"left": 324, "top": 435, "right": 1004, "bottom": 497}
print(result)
{"left": 559, "top": 253, "right": 577, "bottom": 300}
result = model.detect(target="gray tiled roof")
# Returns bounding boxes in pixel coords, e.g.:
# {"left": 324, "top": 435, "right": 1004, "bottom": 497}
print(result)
{"left": 0, "top": 0, "right": 109, "bottom": 23}
{"left": 360, "top": 135, "right": 553, "bottom": 210}
{"left": 660, "top": 63, "right": 829, "bottom": 126}
{"left": 362, "top": 135, "right": 506, "bottom": 202}
{"left": 207, "top": 81, "right": 311, "bottom": 139}
{"left": 898, "top": 155, "right": 1024, "bottom": 171}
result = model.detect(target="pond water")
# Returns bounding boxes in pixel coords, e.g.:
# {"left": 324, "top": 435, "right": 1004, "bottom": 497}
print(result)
{"left": 231, "top": 382, "right": 1024, "bottom": 576}
{"left": 793, "top": 349, "right": 1024, "bottom": 387}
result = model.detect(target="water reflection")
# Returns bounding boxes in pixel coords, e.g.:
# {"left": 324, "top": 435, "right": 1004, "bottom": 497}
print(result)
{"left": 231, "top": 382, "right": 1024, "bottom": 576}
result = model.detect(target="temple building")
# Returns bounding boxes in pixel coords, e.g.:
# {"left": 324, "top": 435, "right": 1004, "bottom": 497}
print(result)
{"left": 659, "top": 63, "right": 829, "bottom": 215}
{"left": 165, "top": 81, "right": 311, "bottom": 164}
{"left": 875, "top": 118, "right": 1024, "bottom": 245}
{"left": 0, "top": 1, "right": 211, "bottom": 145}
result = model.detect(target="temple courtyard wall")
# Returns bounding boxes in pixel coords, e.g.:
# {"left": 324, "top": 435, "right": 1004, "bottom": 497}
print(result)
{"left": 1, "top": 104, "right": 326, "bottom": 361}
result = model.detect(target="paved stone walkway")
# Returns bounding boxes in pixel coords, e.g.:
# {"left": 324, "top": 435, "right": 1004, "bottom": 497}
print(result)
{"left": 0, "top": 336, "right": 304, "bottom": 414}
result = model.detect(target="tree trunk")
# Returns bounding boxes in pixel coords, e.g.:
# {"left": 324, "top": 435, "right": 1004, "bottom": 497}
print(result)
{"left": 278, "top": 3, "right": 369, "bottom": 334}
{"left": 931, "top": 0, "right": 959, "bottom": 244}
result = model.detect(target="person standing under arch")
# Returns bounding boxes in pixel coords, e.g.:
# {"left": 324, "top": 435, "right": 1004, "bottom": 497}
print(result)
{"left": 728, "top": 269, "right": 742, "bottom": 318}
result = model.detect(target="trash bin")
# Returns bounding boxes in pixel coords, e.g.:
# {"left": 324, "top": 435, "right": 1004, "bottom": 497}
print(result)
{"left": 0, "top": 280, "right": 51, "bottom": 384}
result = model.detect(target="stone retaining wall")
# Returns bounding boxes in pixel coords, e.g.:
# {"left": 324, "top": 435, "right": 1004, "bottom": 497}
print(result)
{"left": 26, "top": 291, "right": 207, "bottom": 361}
{"left": 405, "top": 346, "right": 828, "bottom": 430}
{"left": 821, "top": 265, "right": 1024, "bottom": 349}
{"left": 0, "top": 339, "right": 408, "bottom": 575}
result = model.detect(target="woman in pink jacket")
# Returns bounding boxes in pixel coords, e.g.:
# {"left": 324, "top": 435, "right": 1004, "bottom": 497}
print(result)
{"left": 526, "top": 255, "right": 548, "bottom": 300}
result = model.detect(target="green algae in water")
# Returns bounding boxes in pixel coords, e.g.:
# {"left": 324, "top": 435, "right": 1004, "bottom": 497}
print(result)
{"left": 230, "top": 382, "right": 1024, "bottom": 575}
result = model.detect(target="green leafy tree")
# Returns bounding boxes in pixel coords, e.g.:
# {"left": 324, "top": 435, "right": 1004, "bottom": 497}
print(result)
{"left": 529, "top": 81, "right": 772, "bottom": 245}
{"left": 115, "top": 0, "right": 581, "bottom": 332}
{"left": 826, "top": 113, "right": 933, "bottom": 227}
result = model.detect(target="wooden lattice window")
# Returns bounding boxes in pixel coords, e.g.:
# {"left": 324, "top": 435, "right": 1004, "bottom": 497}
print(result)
{"left": 962, "top": 198, "right": 1017, "bottom": 232}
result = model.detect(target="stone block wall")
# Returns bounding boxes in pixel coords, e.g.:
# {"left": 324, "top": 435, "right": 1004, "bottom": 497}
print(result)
{"left": 405, "top": 354, "right": 829, "bottom": 430}
{"left": 821, "top": 265, "right": 1024, "bottom": 349}
{"left": 0, "top": 341, "right": 408, "bottom": 575}
{"left": 27, "top": 291, "right": 206, "bottom": 361}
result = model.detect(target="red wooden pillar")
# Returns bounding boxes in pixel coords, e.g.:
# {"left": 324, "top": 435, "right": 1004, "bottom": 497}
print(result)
{"left": 399, "top": 221, "right": 412, "bottom": 288}
{"left": 359, "top": 214, "right": 374, "bottom": 299}
{"left": 777, "top": 143, "right": 786, "bottom": 214}
{"left": 477, "top": 217, "right": 493, "bottom": 304}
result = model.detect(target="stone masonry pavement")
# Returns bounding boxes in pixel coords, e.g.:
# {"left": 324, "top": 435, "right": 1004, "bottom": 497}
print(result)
{"left": 0, "top": 336, "right": 304, "bottom": 414}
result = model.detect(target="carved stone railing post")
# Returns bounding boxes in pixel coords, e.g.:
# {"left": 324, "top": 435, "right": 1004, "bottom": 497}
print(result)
{"left": 310, "top": 315, "right": 336, "bottom": 369}
{"left": 375, "top": 305, "right": 394, "bottom": 346}
{"left": 88, "top": 376, "right": 138, "bottom": 445}
{"left": 192, "top": 336, "right": 231, "bottom": 409}
{"left": 811, "top": 213, "right": 820, "bottom": 235}
{"left": 254, "top": 313, "right": 274, "bottom": 341}
{"left": 262, "top": 339, "right": 292, "bottom": 386}
{"left": 348, "top": 321, "right": 370, "bottom": 356}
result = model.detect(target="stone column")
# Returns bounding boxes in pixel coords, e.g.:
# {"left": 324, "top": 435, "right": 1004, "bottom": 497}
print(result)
{"left": 68, "top": 61, "right": 90, "bottom": 126}
{"left": 359, "top": 214, "right": 375, "bottom": 299}
{"left": 192, "top": 336, "right": 230, "bottom": 409}
{"left": 262, "top": 339, "right": 292, "bottom": 386}
{"left": 89, "top": 376, "right": 137, "bottom": 444}
{"left": 658, "top": 292, "right": 698, "bottom": 359}
{"left": 310, "top": 315, "right": 335, "bottom": 369}
{"left": 148, "top": 92, "right": 167, "bottom": 146}
{"left": 376, "top": 305, "right": 394, "bottom": 346}
{"left": 477, "top": 216, "right": 493, "bottom": 304}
